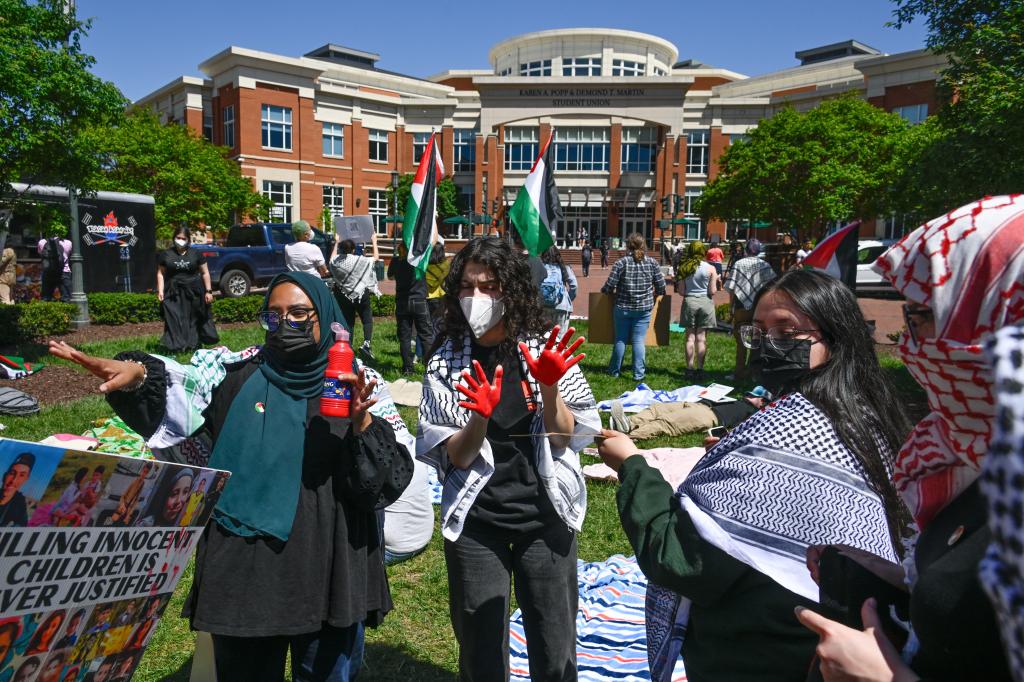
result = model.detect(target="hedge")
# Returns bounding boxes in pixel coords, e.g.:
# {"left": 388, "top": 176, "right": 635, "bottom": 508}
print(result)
{"left": 87, "top": 292, "right": 161, "bottom": 325}
{"left": 211, "top": 296, "right": 263, "bottom": 323}
{"left": 0, "top": 301, "right": 78, "bottom": 344}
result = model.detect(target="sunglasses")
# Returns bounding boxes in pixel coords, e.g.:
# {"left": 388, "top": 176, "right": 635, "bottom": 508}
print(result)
{"left": 902, "top": 304, "right": 934, "bottom": 345}
{"left": 258, "top": 307, "right": 317, "bottom": 332}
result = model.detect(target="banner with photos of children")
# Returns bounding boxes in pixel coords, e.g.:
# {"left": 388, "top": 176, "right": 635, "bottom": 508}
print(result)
{"left": 0, "top": 438, "right": 229, "bottom": 682}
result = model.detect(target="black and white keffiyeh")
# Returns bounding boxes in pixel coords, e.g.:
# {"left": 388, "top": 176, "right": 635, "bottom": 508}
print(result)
{"left": 723, "top": 256, "right": 776, "bottom": 310}
{"left": 646, "top": 393, "right": 898, "bottom": 682}
{"left": 416, "top": 333, "right": 600, "bottom": 541}
{"left": 980, "top": 324, "right": 1024, "bottom": 681}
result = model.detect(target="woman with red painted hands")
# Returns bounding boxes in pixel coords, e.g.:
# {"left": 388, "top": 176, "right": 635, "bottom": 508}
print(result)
{"left": 417, "top": 237, "right": 600, "bottom": 682}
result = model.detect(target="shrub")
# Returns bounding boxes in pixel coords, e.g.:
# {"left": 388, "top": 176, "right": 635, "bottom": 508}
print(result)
{"left": 212, "top": 295, "right": 263, "bottom": 323}
{"left": 715, "top": 303, "right": 732, "bottom": 324}
{"left": 371, "top": 294, "right": 396, "bottom": 317}
{"left": 0, "top": 302, "right": 77, "bottom": 344}
{"left": 87, "top": 292, "right": 161, "bottom": 325}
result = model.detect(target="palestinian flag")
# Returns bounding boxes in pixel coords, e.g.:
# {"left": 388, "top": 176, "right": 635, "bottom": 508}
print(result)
{"left": 0, "top": 355, "right": 43, "bottom": 380}
{"left": 509, "top": 133, "right": 561, "bottom": 256}
{"left": 802, "top": 221, "right": 860, "bottom": 290}
{"left": 402, "top": 133, "right": 445, "bottom": 279}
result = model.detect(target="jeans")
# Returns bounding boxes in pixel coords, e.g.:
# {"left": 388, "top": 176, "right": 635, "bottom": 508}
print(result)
{"left": 396, "top": 298, "right": 434, "bottom": 372}
{"left": 211, "top": 622, "right": 365, "bottom": 682}
{"left": 337, "top": 291, "right": 373, "bottom": 344}
{"left": 42, "top": 271, "right": 71, "bottom": 301}
{"left": 445, "top": 523, "right": 578, "bottom": 682}
{"left": 608, "top": 306, "right": 651, "bottom": 380}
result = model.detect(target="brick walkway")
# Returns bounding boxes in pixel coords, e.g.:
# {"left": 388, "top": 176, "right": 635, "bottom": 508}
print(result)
{"left": 378, "top": 261, "right": 905, "bottom": 344}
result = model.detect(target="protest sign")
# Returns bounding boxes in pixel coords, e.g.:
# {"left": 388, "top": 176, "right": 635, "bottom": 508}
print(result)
{"left": 0, "top": 438, "right": 228, "bottom": 682}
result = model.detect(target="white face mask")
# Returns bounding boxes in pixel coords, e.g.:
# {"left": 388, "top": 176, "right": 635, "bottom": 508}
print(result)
{"left": 460, "top": 296, "right": 505, "bottom": 338}
{"left": 174, "top": 238, "right": 188, "bottom": 249}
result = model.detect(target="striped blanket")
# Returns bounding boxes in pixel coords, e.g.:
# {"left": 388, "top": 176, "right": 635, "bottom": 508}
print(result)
{"left": 509, "top": 554, "right": 687, "bottom": 682}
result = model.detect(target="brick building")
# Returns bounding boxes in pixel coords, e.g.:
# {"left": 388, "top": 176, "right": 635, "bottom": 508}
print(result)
{"left": 135, "top": 30, "right": 945, "bottom": 247}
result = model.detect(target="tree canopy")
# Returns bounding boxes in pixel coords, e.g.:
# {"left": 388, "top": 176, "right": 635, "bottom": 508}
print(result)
{"left": 86, "top": 109, "right": 272, "bottom": 239}
{"left": 0, "top": 0, "right": 126, "bottom": 195}
{"left": 385, "top": 173, "right": 461, "bottom": 222}
{"left": 891, "top": 0, "right": 1024, "bottom": 213}
{"left": 697, "top": 96, "right": 914, "bottom": 239}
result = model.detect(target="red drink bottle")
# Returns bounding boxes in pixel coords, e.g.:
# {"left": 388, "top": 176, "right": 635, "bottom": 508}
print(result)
{"left": 321, "top": 322, "right": 354, "bottom": 417}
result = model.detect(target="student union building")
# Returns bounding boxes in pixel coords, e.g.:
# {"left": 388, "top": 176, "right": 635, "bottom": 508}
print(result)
{"left": 136, "top": 28, "right": 944, "bottom": 247}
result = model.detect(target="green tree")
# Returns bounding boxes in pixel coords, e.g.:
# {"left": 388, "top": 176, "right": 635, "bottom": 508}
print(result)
{"left": 892, "top": 0, "right": 1024, "bottom": 209}
{"left": 697, "top": 96, "right": 913, "bottom": 239}
{"left": 87, "top": 109, "right": 272, "bottom": 239}
{"left": 0, "top": 0, "right": 126, "bottom": 194}
{"left": 385, "top": 174, "right": 460, "bottom": 223}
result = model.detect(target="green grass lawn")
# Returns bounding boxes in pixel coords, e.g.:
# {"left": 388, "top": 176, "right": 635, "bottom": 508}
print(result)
{"left": 3, "top": 319, "right": 922, "bottom": 681}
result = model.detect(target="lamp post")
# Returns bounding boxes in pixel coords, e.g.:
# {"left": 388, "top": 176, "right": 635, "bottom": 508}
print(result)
{"left": 390, "top": 170, "right": 400, "bottom": 255}
{"left": 63, "top": 0, "right": 88, "bottom": 327}
{"left": 566, "top": 188, "right": 573, "bottom": 249}
{"left": 480, "top": 176, "right": 488, "bottom": 241}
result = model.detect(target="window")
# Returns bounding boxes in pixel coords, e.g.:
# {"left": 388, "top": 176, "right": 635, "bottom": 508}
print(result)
{"left": 519, "top": 59, "right": 551, "bottom": 77}
{"left": 458, "top": 186, "right": 475, "bottom": 215}
{"left": 621, "top": 127, "right": 657, "bottom": 173}
{"left": 882, "top": 214, "right": 916, "bottom": 240}
{"left": 322, "top": 123, "right": 344, "bottom": 157}
{"left": 412, "top": 132, "right": 431, "bottom": 164}
{"left": 203, "top": 112, "right": 213, "bottom": 142}
{"left": 262, "top": 180, "right": 292, "bottom": 223}
{"left": 562, "top": 57, "right": 602, "bottom": 76}
{"left": 504, "top": 127, "right": 538, "bottom": 171}
{"left": 453, "top": 129, "right": 476, "bottom": 173}
{"left": 686, "top": 130, "right": 709, "bottom": 175}
{"left": 368, "top": 129, "right": 388, "bottom": 162}
{"left": 612, "top": 59, "right": 645, "bottom": 77}
{"left": 893, "top": 103, "right": 928, "bottom": 125}
{"left": 683, "top": 189, "right": 704, "bottom": 241}
{"left": 222, "top": 105, "right": 235, "bottom": 148}
{"left": 497, "top": 66, "right": 512, "bottom": 76}
{"left": 554, "top": 127, "right": 610, "bottom": 172}
{"left": 323, "top": 185, "right": 344, "bottom": 217}
{"left": 261, "top": 105, "right": 292, "bottom": 150}
{"left": 368, "top": 189, "right": 389, "bottom": 234}
{"left": 653, "top": 66, "right": 667, "bottom": 76}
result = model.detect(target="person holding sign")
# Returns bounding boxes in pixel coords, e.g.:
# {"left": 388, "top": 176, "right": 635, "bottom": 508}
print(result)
{"left": 49, "top": 271, "right": 414, "bottom": 682}
{"left": 417, "top": 238, "right": 600, "bottom": 682}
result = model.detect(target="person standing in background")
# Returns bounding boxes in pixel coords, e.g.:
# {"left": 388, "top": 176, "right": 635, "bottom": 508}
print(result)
{"left": 705, "top": 236, "right": 724, "bottom": 277}
{"left": 156, "top": 226, "right": 218, "bottom": 353}
{"left": 602, "top": 233, "right": 666, "bottom": 381}
{"left": 580, "top": 240, "right": 593, "bottom": 277}
{"left": 600, "top": 238, "right": 610, "bottom": 269}
{"left": 284, "top": 220, "right": 328, "bottom": 277}
{"left": 540, "top": 245, "right": 578, "bottom": 333}
{"left": 0, "top": 239, "right": 16, "bottom": 304}
{"left": 677, "top": 241, "right": 719, "bottom": 381}
{"left": 425, "top": 241, "right": 450, "bottom": 332}
{"left": 389, "top": 243, "right": 434, "bottom": 375}
{"left": 723, "top": 238, "right": 775, "bottom": 381}
{"left": 329, "top": 233, "right": 380, "bottom": 363}
{"left": 37, "top": 231, "right": 71, "bottom": 301}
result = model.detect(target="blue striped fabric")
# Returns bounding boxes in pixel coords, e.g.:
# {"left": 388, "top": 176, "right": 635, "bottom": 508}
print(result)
{"left": 509, "top": 554, "right": 687, "bottom": 681}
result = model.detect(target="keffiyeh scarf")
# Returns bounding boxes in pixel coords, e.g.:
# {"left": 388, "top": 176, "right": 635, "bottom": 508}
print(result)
{"left": 874, "top": 194, "right": 1024, "bottom": 528}
{"left": 416, "top": 333, "right": 600, "bottom": 540}
{"left": 723, "top": 256, "right": 775, "bottom": 310}
{"left": 645, "top": 393, "right": 898, "bottom": 682}
{"left": 979, "top": 324, "right": 1024, "bottom": 681}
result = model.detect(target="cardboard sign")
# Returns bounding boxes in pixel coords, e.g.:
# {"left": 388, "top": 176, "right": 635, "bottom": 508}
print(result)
{"left": 0, "top": 439, "right": 229, "bottom": 682}
{"left": 586, "top": 293, "right": 672, "bottom": 346}
{"left": 335, "top": 216, "right": 375, "bottom": 244}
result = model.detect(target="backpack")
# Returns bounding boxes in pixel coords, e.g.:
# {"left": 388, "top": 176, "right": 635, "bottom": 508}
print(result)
{"left": 540, "top": 264, "right": 566, "bottom": 308}
{"left": 40, "top": 237, "right": 65, "bottom": 274}
{"left": 0, "top": 387, "right": 39, "bottom": 416}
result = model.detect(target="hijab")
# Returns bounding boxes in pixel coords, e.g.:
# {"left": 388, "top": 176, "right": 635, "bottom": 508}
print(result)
{"left": 208, "top": 271, "right": 348, "bottom": 541}
{"left": 873, "top": 194, "right": 1024, "bottom": 528}
{"left": 676, "top": 241, "right": 707, "bottom": 280}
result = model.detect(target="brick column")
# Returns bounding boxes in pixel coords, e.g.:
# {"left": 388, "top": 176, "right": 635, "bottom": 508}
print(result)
{"left": 351, "top": 120, "right": 366, "bottom": 218}
{"left": 609, "top": 123, "right": 622, "bottom": 189}
{"left": 441, "top": 126, "right": 454, "bottom": 176}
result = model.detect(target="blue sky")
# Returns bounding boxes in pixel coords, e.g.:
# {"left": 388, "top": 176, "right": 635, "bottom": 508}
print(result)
{"left": 78, "top": 0, "right": 928, "bottom": 102}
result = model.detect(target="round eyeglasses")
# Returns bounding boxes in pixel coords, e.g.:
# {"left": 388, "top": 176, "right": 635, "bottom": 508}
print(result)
{"left": 258, "top": 307, "right": 317, "bottom": 332}
{"left": 739, "top": 324, "right": 821, "bottom": 352}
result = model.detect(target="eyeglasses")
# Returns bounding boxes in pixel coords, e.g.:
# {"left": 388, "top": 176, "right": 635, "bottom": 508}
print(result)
{"left": 258, "top": 307, "right": 317, "bottom": 332}
{"left": 739, "top": 325, "right": 821, "bottom": 351}
{"left": 902, "top": 304, "right": 934, "bottom": 345}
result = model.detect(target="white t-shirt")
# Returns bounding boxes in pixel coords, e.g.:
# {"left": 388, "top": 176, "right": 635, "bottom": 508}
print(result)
{"left": 284, "top": 241, "right": 325, "bottom": 275}
{"left": 384, "top": 457, "right": 434, "bottom": 554}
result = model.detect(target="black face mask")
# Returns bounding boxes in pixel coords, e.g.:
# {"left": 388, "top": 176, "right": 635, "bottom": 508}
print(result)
{"left": 264, "top": 320, "right": 318, "bottom": 365}
{"left": 754, "top": 337, "right": 814, "bottom": 396}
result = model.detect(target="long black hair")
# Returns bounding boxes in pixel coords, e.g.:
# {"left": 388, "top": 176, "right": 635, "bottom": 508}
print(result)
{"left": 433, "top": 237, "right": 547, "bottom": 359}
{"left": 754, "top": 269, "right": 913, "bottom": 550}
{"left": 540, "top": 245, "right": 569, "bottom": 284}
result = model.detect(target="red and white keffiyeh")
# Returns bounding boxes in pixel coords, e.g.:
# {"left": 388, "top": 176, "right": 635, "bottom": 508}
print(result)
{"left": 873, "top": 194, "right": 1024, "bottom": 528}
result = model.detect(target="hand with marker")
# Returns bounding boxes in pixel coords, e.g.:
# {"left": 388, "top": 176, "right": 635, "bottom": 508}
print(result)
{"left": 456, "top": 360, "right": 503, "bottom": 419}
{"left": 519, "top": 326, "right": 586, "bottom": 387}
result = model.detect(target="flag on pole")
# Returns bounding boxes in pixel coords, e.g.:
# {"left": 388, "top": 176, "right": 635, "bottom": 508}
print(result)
{"left": 801, "top": 221, "right": 861, "bottom": 290}
{"left": 402, "top": 132, "right": 444, "bottom": 279}
{"left": 509, "top": 133, "right": 561, "bottom": 256}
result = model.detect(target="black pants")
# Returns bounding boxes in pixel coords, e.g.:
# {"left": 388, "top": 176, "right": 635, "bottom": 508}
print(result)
{"left": 581, "top": 257, "right": 591, "bottom": 277}
{"left": 337, "top": 291, "right": 373, "bottom": 343}
{"left": 41, "top": 271, "right": 71, "bottom": 301}
{"left": 397, "top": 299, "right": 433, "bottom": 372}
{"left": 211, "top": 622, "right": 364, "bottom": 682}
{"left": 427, "top": 297, "right": 445, "bottom": 334}
{"left": 445, "top": 523, "right": 578, "bottom": 682}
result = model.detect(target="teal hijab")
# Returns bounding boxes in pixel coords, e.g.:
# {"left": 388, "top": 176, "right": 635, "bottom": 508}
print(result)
{"left": 209, "top": 272, "right": 348, "bottom": 541}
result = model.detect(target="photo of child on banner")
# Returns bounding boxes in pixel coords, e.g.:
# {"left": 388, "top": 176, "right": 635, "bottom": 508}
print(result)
{"left": 0, "top": 438, "right": 228, "bottom": 682}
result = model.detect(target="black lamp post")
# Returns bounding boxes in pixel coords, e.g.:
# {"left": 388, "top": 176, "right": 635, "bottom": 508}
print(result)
{"left": 390, "top": 170, "right": 400, "bottom": 255}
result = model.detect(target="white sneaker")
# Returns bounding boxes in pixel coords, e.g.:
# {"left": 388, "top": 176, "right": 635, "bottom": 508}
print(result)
{"left": 609, "top": 400, "right": 631, "bottom": 433}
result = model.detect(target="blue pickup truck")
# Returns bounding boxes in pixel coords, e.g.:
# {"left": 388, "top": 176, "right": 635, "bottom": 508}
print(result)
{"left": 201, "top": 223, "right": 333, "bottom": 297}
